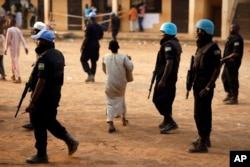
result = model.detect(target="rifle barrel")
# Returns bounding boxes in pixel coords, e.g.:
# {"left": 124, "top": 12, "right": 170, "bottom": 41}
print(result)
{"left": 186, "top": 91, "right": 189, "bottom": 99}
{"left": 147, "top": 88, "right": 151, "bottom": 99}
{"left": 14, "top": 85, "right": 29, "bottom": 118}
{"left": 148, "top": 71, "right": 156, "bottom": 99}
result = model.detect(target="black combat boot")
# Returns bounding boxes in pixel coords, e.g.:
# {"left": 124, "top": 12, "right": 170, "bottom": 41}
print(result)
{"left": 223, "top": 94, "right": 231, "bottom": 102}
{"left": 26, "top": 154, "right": 48, "bottom": 164}
{"left": 158, "top": 116, "right": 168, "bottom": 129}
{"left": 225, "top": 96, "right": 238, "bottom": 105}
{"left": 85, "top": 74, "right": 94, "bottom": 82}
{"left": 22, "top": 123, "right": 34, "bottom": 130}
{"left": 26, "top": 147, "right": 48, "bottom": 164}
{"left": 188, "top": 136, "right": 208, "bottom": 153}
{"left": 64, "top": 133, "right": 79, "bottom": 156}
{"left": 191, "top": 136, "right": 211, "bottom": 147}
{"left": 160, "top": 122, "right": 178, "bottom": 134}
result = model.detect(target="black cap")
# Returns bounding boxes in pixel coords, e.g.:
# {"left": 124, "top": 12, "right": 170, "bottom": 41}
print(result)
{"left": 109, "top": 40, "right": 119, "bottom": 50}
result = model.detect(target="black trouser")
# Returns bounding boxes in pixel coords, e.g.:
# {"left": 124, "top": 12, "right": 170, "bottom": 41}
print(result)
{"left": 138, "top": 17, "right": 144, "bottom": 32}
{"left": 193, "top": 88, "right": 213, "bottom": 137}
{"left": 31, "top": 100, "right": 67, "bottom": 156}
{"left": 153, "top": 82, "right": 176, "bottom": 124}
{"left": 221, "top": 62, "right": 240, "bottom": 98}
{"left": 80, "top": 47, "right": 100, "bottom": 76}
{"left": 112, "top": 29, "right": 119, "bottom": 41}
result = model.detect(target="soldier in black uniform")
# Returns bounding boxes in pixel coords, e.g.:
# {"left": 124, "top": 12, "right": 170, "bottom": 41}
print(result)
{"left": 152, "top": 22, "right": 182, "bottom": 134}
{"left": 80, "top": 12, "right": 104, "bottom": 82}
{"left": 221, "top": 24, "right": 244, "bottom": 105}
{"left": 22, "top": 21, "right": 46, "bottom": 130}
{"left": 110, "top": 12, "right": 120, "bottom": 41}
{"left": 25, "top": 30, "right": 79, "bottom": 164}
{"left": 188, "top": 19, "right": 221, "bottom": 153}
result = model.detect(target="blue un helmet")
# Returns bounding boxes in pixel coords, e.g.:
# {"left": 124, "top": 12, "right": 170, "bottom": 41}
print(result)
{"left": 159, "top": 22, "right": 177, "bottom": 35}
{"left": 195, "top": 19, "right": 214, "bottom": 35}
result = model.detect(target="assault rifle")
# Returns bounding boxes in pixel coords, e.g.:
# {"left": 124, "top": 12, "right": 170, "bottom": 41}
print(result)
{"left": 14, "top": 50, "right": 51, "bottom": 117}
{"left": 186, "top": 55, "right": 194, "bottom": 99}
{"left": 148, "top": 71, "right": 156, "bottom": 99}
{"left": 15, "top": 62, "right": 37, "bottom": 118}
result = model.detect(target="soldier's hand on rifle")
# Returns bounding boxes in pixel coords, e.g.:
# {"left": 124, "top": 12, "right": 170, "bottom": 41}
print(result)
{"left": 157, "top": 79, "right": 165, "bottom": 91}
{"left": 25, "top": 102, "right": 35, "bottom": 113}
{"left": 199, "top": 88, "right": 209, "bottom": 97}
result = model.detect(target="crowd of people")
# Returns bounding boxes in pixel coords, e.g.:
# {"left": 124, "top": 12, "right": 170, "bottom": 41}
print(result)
{"left": 0, "top": 2, "right": 245, "bottom": 165}
{"left": 0, "top": 1, "right": 39, "bottom": 83}
{"left": 1, "top": 1, "right": 37, "bottom": 29}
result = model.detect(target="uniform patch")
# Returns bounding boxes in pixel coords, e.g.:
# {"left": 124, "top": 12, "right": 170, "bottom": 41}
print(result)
{"left": 165, "top": 47, "right": 172, "bottom": 52}
{"left": 38, "top": 63, "right": 45, "bottom": 70}
{"left": 234, "top": 42, "right": 240, "bottom": 46}
{"left": 214, "top": 50, "right": 221, "bottom": 55}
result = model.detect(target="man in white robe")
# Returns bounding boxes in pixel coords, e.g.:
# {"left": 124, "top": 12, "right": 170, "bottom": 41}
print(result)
{"left": 4, "top": 18, "right": 28, "bottom": 83}
{"left": 102, "top": 40, "right": 133, "bottom": 133}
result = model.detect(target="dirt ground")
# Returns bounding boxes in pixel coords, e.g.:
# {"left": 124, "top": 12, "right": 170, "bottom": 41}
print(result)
{"left": 0, "top": 35, "right": 250, "bottom": 167}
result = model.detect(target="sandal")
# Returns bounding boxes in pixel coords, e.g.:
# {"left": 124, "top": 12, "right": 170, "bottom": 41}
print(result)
{"left": 122, "top": 118, "right": 129, "bottom": 126}
{"left": 11, "top": 75, "right": 15, "bottom": 81}
{"left": 108, "top": 128, "right": 118, "bottom": 133}
{"left": 107, "top": 121, "right": 118, "bottom": 133}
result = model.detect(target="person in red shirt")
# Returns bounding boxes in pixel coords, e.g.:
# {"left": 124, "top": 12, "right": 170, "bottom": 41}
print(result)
{"left": 128, "top": 5, "right": 137, "bottom": 32}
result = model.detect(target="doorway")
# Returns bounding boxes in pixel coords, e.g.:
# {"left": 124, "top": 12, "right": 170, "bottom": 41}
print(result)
{"left": 67, "top": 0, "right": 82, "bottom": 30}
{"left": 171, "top": 0, "right": 189, "bottom": 33}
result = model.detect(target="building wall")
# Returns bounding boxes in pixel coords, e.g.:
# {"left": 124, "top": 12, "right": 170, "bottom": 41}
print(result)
{"left": 189, "top": 0, "right": 209, "bottom": 37}
{"left": 119, "top": 0, "right": 171, "bottom": 32}
{"left": 189, "top": 0, "right": 224, "bottom": 38}
{"left": 159, "top": 0, "right": 171, "bottom": 26}
{"left": 121, "top": 0, "right": 171, "bottom": 32}
{"left": 0, "top": 0, "right": 243, "bottom": 39}
{"left": 119, "top": 0, "right": 129, "bottom": 32}
{"left": 221, "top": 0, "right": 238, "bottom": 39}
{"left": 51, "top": 0, "right": 67, "bottom": 30}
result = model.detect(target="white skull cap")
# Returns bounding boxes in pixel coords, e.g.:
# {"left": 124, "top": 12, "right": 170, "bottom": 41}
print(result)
{"left": 33, "top": 21, "right": 46, "bottom": 31}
